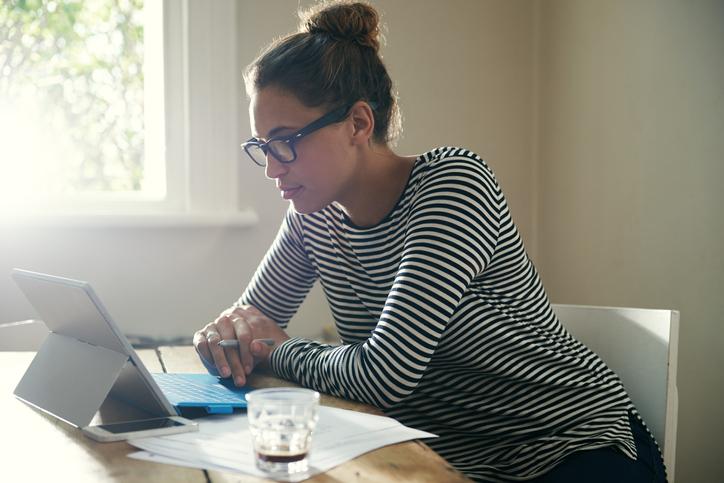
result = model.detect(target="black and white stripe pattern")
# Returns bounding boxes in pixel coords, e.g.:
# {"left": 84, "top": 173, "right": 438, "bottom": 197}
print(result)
{"left": 240, "top": 147, "right": 637, "bottom": 481}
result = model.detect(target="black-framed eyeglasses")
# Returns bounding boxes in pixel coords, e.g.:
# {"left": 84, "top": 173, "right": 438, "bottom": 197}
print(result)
{"left": 241, "top": 103, "right": 355, "bottom": 167}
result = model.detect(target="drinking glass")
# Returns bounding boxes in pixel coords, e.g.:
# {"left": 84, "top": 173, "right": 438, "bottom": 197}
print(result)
{"left": 246, "top": 388, "right": 320, "bottom": 476}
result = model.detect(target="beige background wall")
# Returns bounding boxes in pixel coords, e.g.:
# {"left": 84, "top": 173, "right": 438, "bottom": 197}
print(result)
{"left": 537, "top": 1, "right": 724, "bottom": 481}
{"left": 238, "top": 0, "right": 537, "bottom": 249}
{"left": 236, "top": 0, "right": 537, "bottom": 336}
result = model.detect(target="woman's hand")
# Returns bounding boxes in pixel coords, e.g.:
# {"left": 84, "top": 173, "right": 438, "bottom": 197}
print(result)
{"left": 193, "top": 305, "right": 289, "bottom": 386}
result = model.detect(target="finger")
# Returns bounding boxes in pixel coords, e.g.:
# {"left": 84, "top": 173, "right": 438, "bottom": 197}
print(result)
{"left": 193, "top": 330, "right": 213, "bottom": 365}
{"left": 229, "top": 313, "right": 255, "bottom": 377}
{"left": 251, "top": 338, "right": 274, "bottom": 360}
{"left": 205, "top": 326, "right": 231, "bottom": 378}
{"left": 193, "top": 331, "right": 220, "bottom": 376}
{"left": 216, "top": 315, "right": 248, "bottom": 385}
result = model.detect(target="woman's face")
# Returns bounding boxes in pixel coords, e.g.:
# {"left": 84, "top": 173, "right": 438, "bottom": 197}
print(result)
{"left": 249, "top": 87, "right": 358, "bottom": 214}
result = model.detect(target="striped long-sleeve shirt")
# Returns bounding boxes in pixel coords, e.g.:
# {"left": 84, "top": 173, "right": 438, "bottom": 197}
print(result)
{"left": 239, "top": 146, "right": 637, "bottom": 481}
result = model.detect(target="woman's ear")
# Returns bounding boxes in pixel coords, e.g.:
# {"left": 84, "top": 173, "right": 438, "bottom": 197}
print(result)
{"left": 349, "top": 101, "right": 375, "bottom": 145}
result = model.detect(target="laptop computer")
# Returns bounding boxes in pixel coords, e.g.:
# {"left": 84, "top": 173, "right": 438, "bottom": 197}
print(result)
{"left": 11, "top": 269, "right": 249, "bottom": 429}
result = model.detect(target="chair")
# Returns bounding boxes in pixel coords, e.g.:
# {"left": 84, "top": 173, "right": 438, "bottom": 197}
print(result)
{"left": 552, "top": 304, "right": 679, "bottom": 482}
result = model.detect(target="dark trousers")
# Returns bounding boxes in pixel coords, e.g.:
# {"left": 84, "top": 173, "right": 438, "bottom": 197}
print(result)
{"left": 531, "top": 412, "right": 668, "bottom": 483}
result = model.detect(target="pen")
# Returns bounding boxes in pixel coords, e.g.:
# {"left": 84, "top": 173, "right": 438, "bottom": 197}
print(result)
{"left": 218, "top": 338, "right": 275, "bottom": 348}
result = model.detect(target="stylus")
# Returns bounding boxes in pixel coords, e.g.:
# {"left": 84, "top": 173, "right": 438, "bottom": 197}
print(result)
{"left": 218, "top": 338, "right": 275, "bottom": 348}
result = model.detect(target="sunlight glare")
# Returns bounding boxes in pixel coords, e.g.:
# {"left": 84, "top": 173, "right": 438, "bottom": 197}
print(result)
{"left": 0, "top": 94, "right": 83, "bottom": 214}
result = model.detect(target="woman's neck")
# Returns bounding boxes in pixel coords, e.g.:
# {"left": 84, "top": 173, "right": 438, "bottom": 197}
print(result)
{"left": 337, "top": 145, "right": 416, "bottom": 228}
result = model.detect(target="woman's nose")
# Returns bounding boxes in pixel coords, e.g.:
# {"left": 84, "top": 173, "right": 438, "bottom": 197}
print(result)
{"left": 264, "top": 153, "right": 289, "bottom": 179}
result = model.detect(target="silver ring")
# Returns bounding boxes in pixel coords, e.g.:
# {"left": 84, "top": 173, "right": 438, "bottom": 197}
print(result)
{"left": 206, "top": 332, "right": 221, "bottom": 342}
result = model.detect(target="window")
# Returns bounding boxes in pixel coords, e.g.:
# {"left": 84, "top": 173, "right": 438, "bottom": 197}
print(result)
{"left": 0, "top": 0, "right": 165, "bottom": 213}
{"left": 0, "top": 0, "right": 250, "bottom": 223}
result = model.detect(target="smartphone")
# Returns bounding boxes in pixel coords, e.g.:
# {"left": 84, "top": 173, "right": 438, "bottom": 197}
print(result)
{"left": 81, "top": 416, "right": 198, "bottom": 442}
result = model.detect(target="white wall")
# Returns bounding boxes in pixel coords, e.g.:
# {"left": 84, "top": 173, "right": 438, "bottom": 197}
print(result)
{"left": 537, "top": 1, "right": 724, "bottom": 481}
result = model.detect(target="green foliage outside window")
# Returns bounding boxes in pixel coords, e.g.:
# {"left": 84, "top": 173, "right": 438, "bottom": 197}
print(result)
{"left": 0, "top": 0, "right": 145, "bottom": 193}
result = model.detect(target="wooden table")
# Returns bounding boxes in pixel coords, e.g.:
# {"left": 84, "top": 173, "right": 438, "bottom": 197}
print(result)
{"left": 1, "top": 347, "right": 470, "bottom": 482}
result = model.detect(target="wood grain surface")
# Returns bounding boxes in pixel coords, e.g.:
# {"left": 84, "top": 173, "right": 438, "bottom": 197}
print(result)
{"left": 2, "top": 348, "right": 470, "bottom": 482}
{"left": 2, "top": 350, "right": 205, "bottom": 482}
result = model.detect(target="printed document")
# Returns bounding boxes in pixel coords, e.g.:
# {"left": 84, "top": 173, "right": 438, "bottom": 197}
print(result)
{"left": 128, "top": 405, "right": 437, "bottom": 481}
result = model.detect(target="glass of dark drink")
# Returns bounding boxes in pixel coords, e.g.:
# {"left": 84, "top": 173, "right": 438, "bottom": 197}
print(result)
{"left": 246, "top": 388, "right": 320, "bottom": 476}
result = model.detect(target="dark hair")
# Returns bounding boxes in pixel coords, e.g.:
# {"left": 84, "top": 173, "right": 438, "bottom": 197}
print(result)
{"left": 244, "top": 1, "right": 401, "bottom": 144}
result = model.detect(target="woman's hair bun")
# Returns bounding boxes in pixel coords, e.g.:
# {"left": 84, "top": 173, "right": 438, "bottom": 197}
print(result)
{"left": 300, "top": 1, "right": 381, "bottom": 52}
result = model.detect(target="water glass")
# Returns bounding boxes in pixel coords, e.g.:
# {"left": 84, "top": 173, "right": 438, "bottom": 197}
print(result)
{"left": 246, "top": 388, "right": 320, "bottom": 476}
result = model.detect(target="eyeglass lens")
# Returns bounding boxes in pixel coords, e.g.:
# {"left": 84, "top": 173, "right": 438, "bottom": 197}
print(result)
{"left": 246, "top": 140, "right": 296, "bottom": 167}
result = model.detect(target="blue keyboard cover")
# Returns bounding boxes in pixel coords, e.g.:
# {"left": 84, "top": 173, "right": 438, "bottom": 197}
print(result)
{"left": 152, "top": 373, "right": 251, "bottom": 414}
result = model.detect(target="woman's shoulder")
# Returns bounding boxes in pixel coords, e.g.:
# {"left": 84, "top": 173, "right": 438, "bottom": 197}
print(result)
{"left": 418, "top": 146, "right": 484, "bottom": 165}
{"left": 415, "top": 146, "right": 499, "bottom": 188}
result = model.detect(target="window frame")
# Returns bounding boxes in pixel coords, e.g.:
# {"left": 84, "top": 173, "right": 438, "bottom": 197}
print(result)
{"left": 164, "top": 0, "right": 242, "bottom": 216}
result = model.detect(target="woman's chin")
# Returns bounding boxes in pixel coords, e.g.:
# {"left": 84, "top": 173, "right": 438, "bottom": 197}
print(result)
{"left": 290, "top": 199, "right": 323, "bottom": 215}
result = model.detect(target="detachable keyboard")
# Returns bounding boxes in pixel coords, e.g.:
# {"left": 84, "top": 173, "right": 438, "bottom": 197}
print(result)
{"left": 152, "top": 373, "right": 251, "bottom": 414}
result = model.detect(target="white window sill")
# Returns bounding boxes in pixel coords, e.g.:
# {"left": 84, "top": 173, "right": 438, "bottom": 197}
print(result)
{"left": 0, "top": 209, "right": 258, "bottom": 228}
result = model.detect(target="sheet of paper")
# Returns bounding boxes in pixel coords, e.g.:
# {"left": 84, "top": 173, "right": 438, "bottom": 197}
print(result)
{"left": 128, "top": 405, "right": 436, "bottom": 481}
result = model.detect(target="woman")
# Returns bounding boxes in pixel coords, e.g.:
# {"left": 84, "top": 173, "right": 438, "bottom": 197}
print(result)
{"left": 193, "top": 2, "right": 666, "bottom": 481}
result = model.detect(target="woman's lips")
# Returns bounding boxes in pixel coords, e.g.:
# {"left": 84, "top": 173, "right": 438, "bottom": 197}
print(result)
{"left": 280, "top": 186, "right": 303, "bottom": 200}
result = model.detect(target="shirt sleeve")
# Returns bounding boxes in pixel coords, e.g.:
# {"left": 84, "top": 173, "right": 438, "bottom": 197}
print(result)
{"left": 271, "top": 154, "right": 502, "bottom": 407}
{"left": 238, "top": 206, "right": 318, "bottom": 328}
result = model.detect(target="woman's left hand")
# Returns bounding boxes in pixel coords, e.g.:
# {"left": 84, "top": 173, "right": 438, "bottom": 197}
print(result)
{"left": 224, "top": 304, "right": 289, "bottom": 370}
